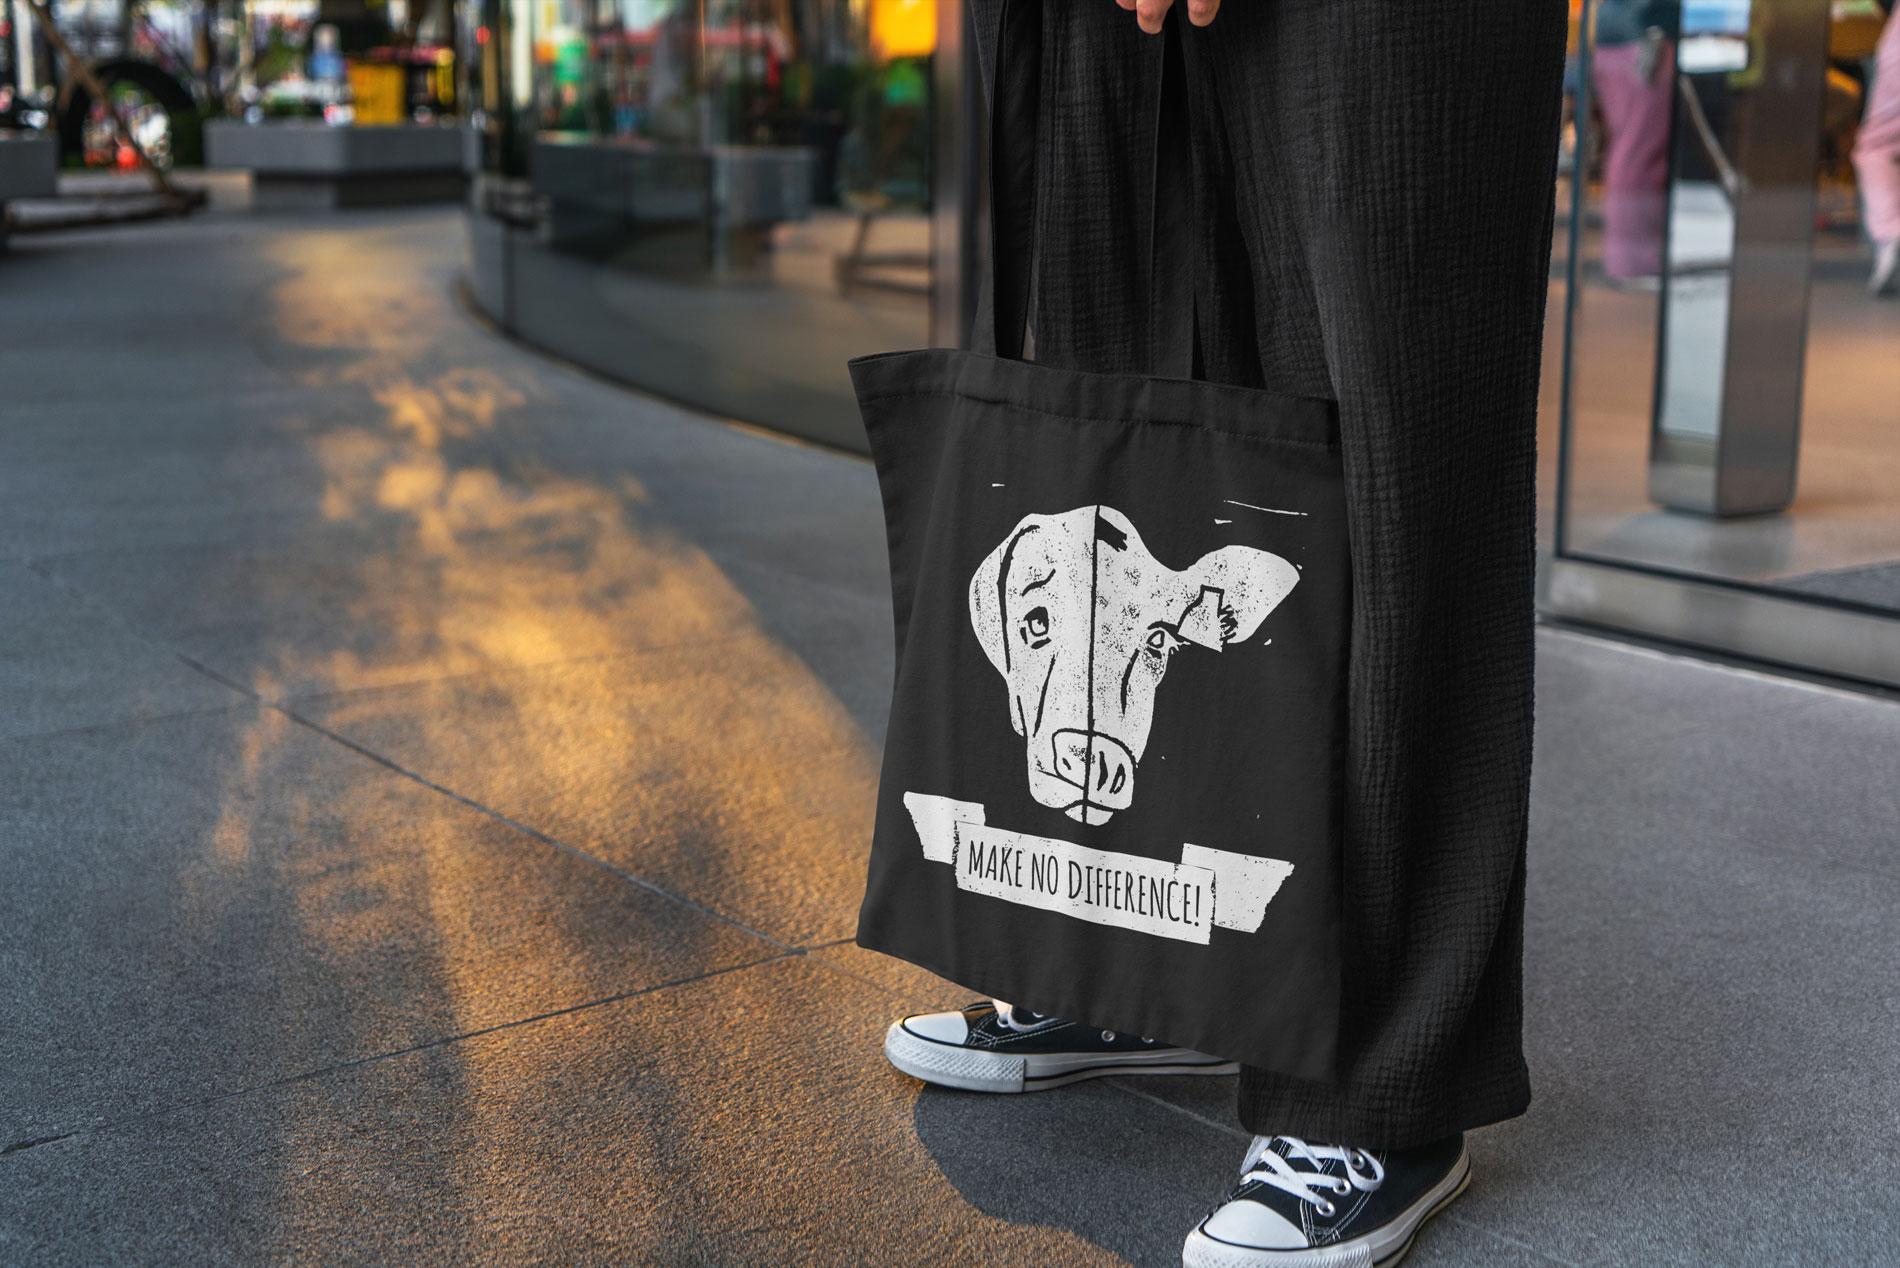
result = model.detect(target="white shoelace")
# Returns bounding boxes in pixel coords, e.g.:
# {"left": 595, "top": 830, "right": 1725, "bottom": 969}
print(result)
{"left": 992, "top": 1000, "right": 1045, "bottom": 1032}
{"left": 1240, "top": 1136, "right": 1385, "bottom": 1219}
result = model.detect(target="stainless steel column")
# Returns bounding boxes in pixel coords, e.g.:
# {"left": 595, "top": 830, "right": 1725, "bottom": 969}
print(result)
{"left": 1648, "top": 0, "right": 1832, "bottom": 517}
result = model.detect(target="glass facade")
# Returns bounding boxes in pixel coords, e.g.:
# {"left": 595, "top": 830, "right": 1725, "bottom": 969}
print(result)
{"left": 1547, "top": 0, "right": 1900, "bottom": 685}
{"left": 461, "top": 0, "right": 941, "bottom": 450}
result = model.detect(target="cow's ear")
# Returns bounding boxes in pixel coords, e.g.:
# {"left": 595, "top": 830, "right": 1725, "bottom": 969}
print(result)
{"left": 1187, "top": 547, "right": 1301, "bottom": 644}
{"left": 968, "top": 536, "right": 1012, "bottom": 676}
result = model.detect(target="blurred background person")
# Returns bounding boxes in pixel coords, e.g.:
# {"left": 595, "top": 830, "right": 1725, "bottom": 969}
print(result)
{"left": 1591, "top": 0, "right": 1680, "bottom": 284}
{"left": 1855, "top": 2, "right": 1900, "bottom": 294}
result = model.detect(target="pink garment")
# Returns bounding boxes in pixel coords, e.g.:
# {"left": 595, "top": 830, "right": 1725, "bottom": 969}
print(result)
{"left": 1854, "top": 14, "right": 1900, "bottom": 244}
{"left": 1592, "top": 40, "right": 1677, "bottom": 280}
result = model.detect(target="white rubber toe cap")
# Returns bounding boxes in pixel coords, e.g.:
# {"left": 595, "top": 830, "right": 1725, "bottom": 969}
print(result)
{"left": 898, "top": 1009, "right": 970, "bottom": 1045}
{"left": 1200, "top": 1198, "right": 1309, "bottom": 1251}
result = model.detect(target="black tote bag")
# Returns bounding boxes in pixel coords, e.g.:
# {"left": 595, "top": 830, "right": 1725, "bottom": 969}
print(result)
{"left": 849, "top": 0, "right": 1350, "bottom": 1079}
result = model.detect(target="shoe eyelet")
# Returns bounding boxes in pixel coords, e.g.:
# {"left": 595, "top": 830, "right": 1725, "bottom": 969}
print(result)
{"left": 1101, "top": 1030, "right": 1116, "bottom": 1042}
{"left": 1333, "top": 1179, "right": 1351, "bottom": 1195}
{"left": 1316, "top": 1201, "right": 1336, "bottom": 1218}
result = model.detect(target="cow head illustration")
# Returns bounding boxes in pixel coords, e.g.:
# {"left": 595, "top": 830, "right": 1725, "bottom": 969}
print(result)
{"left": 969, "top": 505, "right": 1299, "bottom": 826}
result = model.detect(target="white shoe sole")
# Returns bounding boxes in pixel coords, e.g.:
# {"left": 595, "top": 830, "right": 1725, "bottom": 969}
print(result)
{"left": 1181, "top": 1145, "right": 1471, "bottom": 1268}
{"left": 883, "top": 1021, "right": 1238, "bottom": 1094}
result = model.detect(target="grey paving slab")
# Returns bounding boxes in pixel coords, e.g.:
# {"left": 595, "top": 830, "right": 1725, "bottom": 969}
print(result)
{"left": 1525, "top": 745, "right": 1900, "bottom": 1141}
{"left": 1614, "top": 686, "right": 1900, "bottom": 882}
{"left": 529, "top": 395, "right": 881, "bottom": 523}
{"left": 695, "top": 509, "right": 892, "bottom": 606}
{"left": 2, "top": 216, "right": 500, "bottom": 410}
{"left": 0, "top": 435, "right": 357, "bottom": 561}
{"left": 806, "top": 940, "right": 967, "bottom": 1007}
{"left": 1469, "top": 652, "right": 1900, "bottom": 1267}
{"left": 0, "top": 562, "right": 237, "bottom": 739}
{"left": 292, "top": 634, "right": 880, "bottom": 948}
{"left": 31, "top": 503, "right": 784, "bottom": 699}
{"left": 0, "top": 388, "right": 337, "bottom": 458}
{"left": 714, "top": 554, "right": 894, "bottom": 746}
{"left": 0, "top": 949, "right": 1545, "bottom": 1268}
{"left": 0, "top": 392, "right": 436, "bottom": 559}
{"left": 1534, "top": 632, "right": 1900, "bottom": 879}
{"left": 1483, "top": 859, "right": 1900, "bottom": 1264}
{"left": 0, "top": 957, "right": 1140, "bottom": 1265}
{"left": 1531, "top": 628, "right": 1836, "bottom": 752}
{"left": 22, "top": 410, "right": 892, "bottom": 712}
{"left": 0, "top": 704, "right": 777, "bottom": 1146}
{"left": 0, "top": 224, "right": 292, "bottom": 407}
{"left": 601, "top": 428, "right": 891, "bottom": 600}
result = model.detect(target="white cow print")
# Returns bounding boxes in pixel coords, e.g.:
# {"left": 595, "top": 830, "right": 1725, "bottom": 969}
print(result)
{"left": 969, "top": 505, "right": 1299, "bottom": 826}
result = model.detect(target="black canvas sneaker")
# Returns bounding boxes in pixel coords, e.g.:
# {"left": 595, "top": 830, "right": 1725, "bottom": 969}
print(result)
{"left": 1182, "top": 1133, "right": 1470, "bottom": 1268}
{"left": 883, "top": 1000, "right": 1238, "bottom": 1093}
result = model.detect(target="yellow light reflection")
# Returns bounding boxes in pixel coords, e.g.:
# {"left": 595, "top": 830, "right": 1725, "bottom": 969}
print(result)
{"left": 183, "top": 221, "right": 1108, "bottom": 1260}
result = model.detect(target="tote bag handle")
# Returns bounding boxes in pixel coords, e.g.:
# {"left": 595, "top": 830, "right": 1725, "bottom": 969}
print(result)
{"left": 973, "top": 0, "right": 1197, "bottom": 380}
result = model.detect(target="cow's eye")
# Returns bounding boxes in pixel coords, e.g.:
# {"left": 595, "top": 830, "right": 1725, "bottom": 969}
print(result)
{"left": 1020, "top": 607, "right": 1050, "bottom": 647}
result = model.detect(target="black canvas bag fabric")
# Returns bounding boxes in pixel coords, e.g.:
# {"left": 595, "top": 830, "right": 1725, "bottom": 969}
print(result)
{"left": 848, "top": 0, "right": 1351, "bottom": 1080}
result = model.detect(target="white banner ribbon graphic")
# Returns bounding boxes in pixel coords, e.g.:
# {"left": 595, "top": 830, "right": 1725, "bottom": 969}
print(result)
{"left": 904, "top": 793, "right": 1293, "bottom": 945}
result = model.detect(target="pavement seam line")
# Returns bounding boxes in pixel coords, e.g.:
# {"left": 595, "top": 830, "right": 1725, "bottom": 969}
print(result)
{"left": 171, "top": 652, "right": 801, "bottom": 953}
{"left": 21, "top": 558, "right": 223, "bottom": 657}
{"left": 16, "top": 576, "right": 862, "bottom": 948}
{"left": 1102, "top": 1081, "right": 1250, "bottom": 1143}
{"left": 0, "top": 953, "right": 797, "bottom": 1161}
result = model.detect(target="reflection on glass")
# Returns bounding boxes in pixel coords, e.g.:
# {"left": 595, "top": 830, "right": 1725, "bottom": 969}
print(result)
{"left": 1854, "top": 4, "right": 1900, "bottom": 296}
{"left": 1591, "top": 0, "right": 1680, "bottom": 285}
{"left": 464, "top": 0, "right": 937, "bottom": 450}
{"left": 1559, "top": 0, "right": 1900, "bottom": 614}
{"left": 1550, "top": 0, "right": 1900, "bottom": 615}
{"left": 1654, "top": 0, "right": 1730, "bottom": 448}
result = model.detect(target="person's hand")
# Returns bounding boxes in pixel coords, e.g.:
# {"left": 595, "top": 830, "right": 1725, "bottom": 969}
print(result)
{"left": 1115, "top": 0, "right": 1221, "bottom": 35}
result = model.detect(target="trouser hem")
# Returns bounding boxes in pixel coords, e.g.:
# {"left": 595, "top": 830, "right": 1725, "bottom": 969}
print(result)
{"left": 1234, "top": 1063, "right": 1531, "bottom": 1152}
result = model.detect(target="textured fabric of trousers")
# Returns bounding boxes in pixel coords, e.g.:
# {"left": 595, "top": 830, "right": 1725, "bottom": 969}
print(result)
{"left": 967, "top": 0, "right": 1568, "bottom": 1149}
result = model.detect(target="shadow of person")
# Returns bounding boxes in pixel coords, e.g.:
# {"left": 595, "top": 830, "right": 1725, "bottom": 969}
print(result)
{"left": 910, "top": 1078, "right": 1244, "bottom": 1267}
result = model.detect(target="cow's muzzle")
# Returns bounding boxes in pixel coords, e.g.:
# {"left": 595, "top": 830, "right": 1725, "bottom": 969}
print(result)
{"left": 1042, "top": 728, "right": 1137, "bottom": 824}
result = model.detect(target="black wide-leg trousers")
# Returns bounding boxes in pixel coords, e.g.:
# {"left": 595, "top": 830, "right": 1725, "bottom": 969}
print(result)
{"left": 968, "top": 0, "right": 1569, "bottom": 1149}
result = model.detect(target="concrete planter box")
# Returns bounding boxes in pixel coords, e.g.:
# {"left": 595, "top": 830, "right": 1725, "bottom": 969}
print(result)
{"left": 206, "top": 120, "right": 467, "bottom": 210}
{"left": 0, "top": 133, "right": 59, "bottom": 201}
